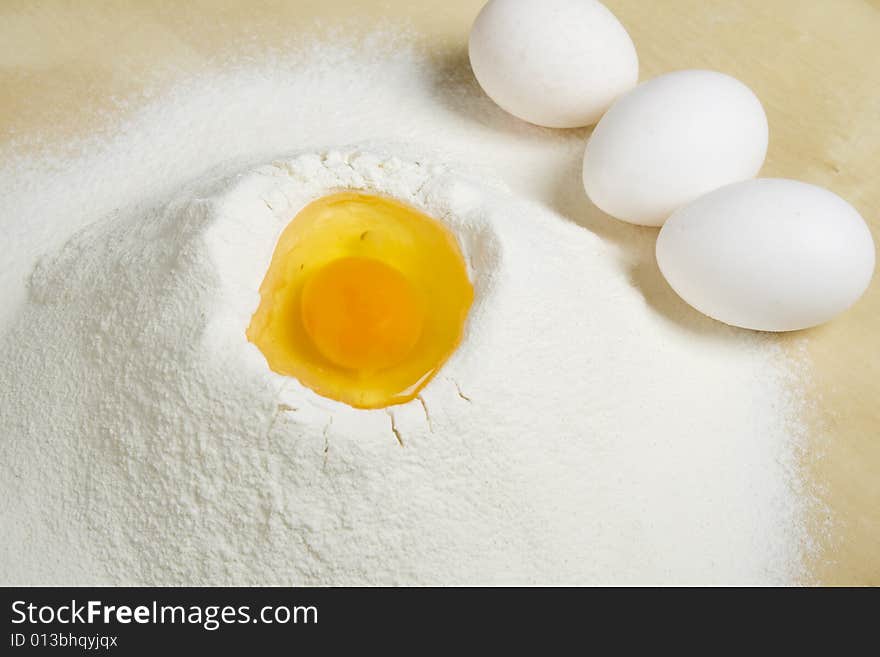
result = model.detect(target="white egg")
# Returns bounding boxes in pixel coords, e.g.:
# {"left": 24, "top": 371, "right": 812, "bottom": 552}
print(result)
{"left": 468, "top": 0, "right": 638, "bottom": 128}
{"left": 583, "top": 69, "right": 768, "bottom": 226}
{"left": 656, "top": 179, "right": 876, "bottom": 332}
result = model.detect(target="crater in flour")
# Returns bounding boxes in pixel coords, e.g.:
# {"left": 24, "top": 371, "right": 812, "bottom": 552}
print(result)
{"left": 200, "top": 147, "right": 505, "bottom": 378}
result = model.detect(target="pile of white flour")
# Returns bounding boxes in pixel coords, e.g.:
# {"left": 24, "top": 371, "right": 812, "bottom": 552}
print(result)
{"left": 0, "top": 32, "right": 811, "bottom": 584}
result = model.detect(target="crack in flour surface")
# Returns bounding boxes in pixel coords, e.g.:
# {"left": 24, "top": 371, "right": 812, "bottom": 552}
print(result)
{"left": 0, "top": 32, "right": 810, "bottom": 584}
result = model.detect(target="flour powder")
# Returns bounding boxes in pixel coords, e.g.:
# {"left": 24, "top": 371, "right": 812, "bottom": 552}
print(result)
{"left": 0, "top": 31, "right": 811, "bottom": 584}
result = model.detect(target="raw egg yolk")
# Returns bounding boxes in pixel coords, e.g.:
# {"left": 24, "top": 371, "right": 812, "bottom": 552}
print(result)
{"left": 247, "top": 192, "right": 473, "bottom": 409}
{"left": 300, "top": 256, "right": 425, "bottom": 372}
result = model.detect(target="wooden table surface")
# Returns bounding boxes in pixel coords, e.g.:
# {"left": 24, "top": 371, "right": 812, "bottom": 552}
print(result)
{"left": 1, "top": 0, "right": 877, "bottom": 585}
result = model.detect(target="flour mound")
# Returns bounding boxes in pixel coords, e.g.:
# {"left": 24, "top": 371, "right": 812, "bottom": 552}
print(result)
{"left": 0, "top": 144, "right": 807, "bottom": 585}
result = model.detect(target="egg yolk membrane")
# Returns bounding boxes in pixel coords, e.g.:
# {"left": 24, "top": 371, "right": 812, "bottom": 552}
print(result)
{"left": 247, "top": 192, "right": 474, "bottom": 409}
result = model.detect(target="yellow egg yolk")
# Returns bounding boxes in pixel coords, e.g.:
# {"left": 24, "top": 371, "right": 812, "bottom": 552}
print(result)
{"left": 300, "top": 256, "right": 426, "bottom": 372}
{"left": 247, "top": 192, "right": 473, "bottom": 409}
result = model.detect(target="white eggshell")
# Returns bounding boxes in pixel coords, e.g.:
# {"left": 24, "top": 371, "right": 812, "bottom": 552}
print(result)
{"left": 583, "top": 69, "right": 768, "bottom": 226}
{"left": 468, "top": 0, "right": 638, "bottom": 128}
{"left": 656, "top": 179, "right": 876, "bottom": 331}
